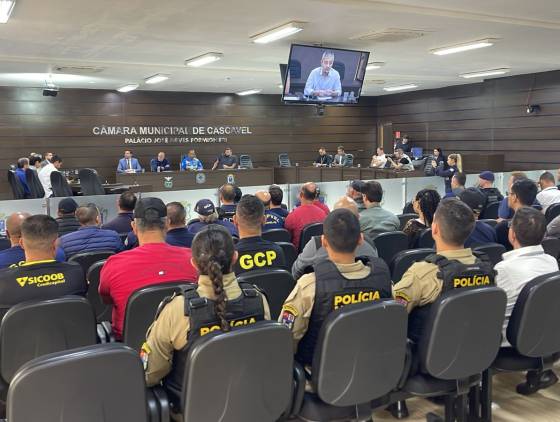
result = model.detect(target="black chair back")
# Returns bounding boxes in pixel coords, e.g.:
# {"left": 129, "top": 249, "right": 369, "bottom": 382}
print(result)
{"left": 312, "top": 301, "right": 407, "bottom": 406}
{"left": 277, "top": 241, "right": 298, "bottom": 273}
{"left": 262, "top": 228, "right": 291, "bottom": 243}
{"left": 0, "top": 297, "right": 96, "bottom": 384}
{"left": 0, "top": 238, "right": 10, "bottom": 252}
{"left": 123, "top": 282, "right": 191, "bottom": 351}
{"left": 542, "top": 237, "right": 560, "bottom": 261}
{"left": 479, "top": 218, "right": 498, "bottom": 228}
{"left": 333, "top": 61, "right": 345, "bottom": 81}
{"left": 78, "top": 168, "right": 105, "bottom": 196}
{"left": 68, "top": 251, "right": 115, "bottom": 278}
{"left": 25, "top": 169, "right": 45, "bottom": 198}
{"left": 390, "top": 248, "right": 434, "bottom": 282}
{"left": 278, "top": 153, "right": 291, "bottom": 167}
{"left": 182, "top": 322, "right": 293, "bottom": 421}
{"left": 7, "top": 171, "right": 25, "bottom": 200}
{"left": 7, "top": 344, "right": 149, "bottom": 422}
{"left": 417, "top": 228, "right": 435, "bottom": 248}
{"left": 545, "top": 203, "right": 560, "bottom": 224}
{"left": 237, "top": 268, "right": 295, "bottom": 319}
{"left": 299, "top": 222, "right": 323, "bottom": 252}
{"left": 86, "top": 260, "right": 112, "bottom": 323}
{"left": 373, "top": 231, "right": 409, "bottom": 266}
{"left": 507, "top": 272, "right": 560, "bottom": 357}
{"left": 480, "top": 201, "right": 500, "bottom": 220}
{"left": 50, "top": 171, "right": 73, "bottom": 197}
{"left": 239, "top": 154, "right": 253, "bottom": 169}
{"left": 345, "top": 153, "right": 354, "bottom": 167}
{"left": 418, "top": 287, "right": 506, "bottom": 379}
{"left": 473, "top": 243, "right": 506, "bottom": 267}
{"left": 397, "top": 213, "right": 419, "bottom": 231}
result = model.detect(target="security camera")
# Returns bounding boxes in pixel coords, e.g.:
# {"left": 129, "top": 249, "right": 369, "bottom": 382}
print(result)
{"left": 526, "top": 104, "right": 541, "bottom": 114}
{"left": 43, "top": 87, "right": 59, "bottom": 97}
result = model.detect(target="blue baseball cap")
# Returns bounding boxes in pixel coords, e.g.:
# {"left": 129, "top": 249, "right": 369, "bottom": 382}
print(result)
{"left": 195, "top": 199, "right": 216, "bottom": 216}
{"left": 479, "top": 171, "right": 495, "bottom": 182}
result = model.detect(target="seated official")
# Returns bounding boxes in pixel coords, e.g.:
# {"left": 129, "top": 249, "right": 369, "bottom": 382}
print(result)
{"left": 478, "top": 171, "right": 504, "bottom": 207}
{"left": 100, "top": 197, "right": 198, "bottom": 340}
{"left": 15, "top": 158, "right": 31, "bottom": 198}
{"left": 188, "top": 199, "right": 238, "bottom": 237}
{"left": 165, "top": 202, "right": 194, "bottom": 248}
{"left": 498, "top": 172, "right": 528, "bottom": 219}
{"left": 55, "top": 197, "right": 80, "bottom": 236}
{"left": 268, "top": 185, "right": 289, "bottom": 219}
{"left": 217, "top": 184, "right": 237, "bottom": 221}
{"left": 537, "top": 171, "right": 560, "bottom": 213}
{"left": 180, "top": 149, "right": 203, "bottom": 171}
{"left": 38, "top": 154, "right": 63, "bottom": 198}
{"left": 117, "top": 150, "right": 143, "bottom": 174}
{"left": 292, "top": 196, "right": 378, "bottom": 280}
{"left": 212, "top": 147, "right": 238, "bottom": 170}
{"left": 458, "top": 188, "right": 497, "bottom": 247}
{"left": 102, "top": 191, "right": 137, "bottom": 234}
{"left": 143, "top": 226, "right": 271, "bottom": 410}
{"left": 151, "top": 152, "right": 171, "bottom": 172}
{"left": 387, "top": 148, "right": 414, "bottom": 171}
{"left": 59, "top": 204, "right": 123, "bottom": 259}
{"left": 280, "top": 208, "right": 392, "bottom": 365}
{"left": 403, "top": 189, "right": 441, "bottom": 248}
{"left": 370, "top": 147, "right": 387, "bottom": 168}
{"left": 347, "top": 180, "right": 366, "bottom": 211}
{"left": 332, "top": 146, "right": 347, "bottom": 167}
{"left": 443, "top": 172, "right": 466, "bottom": 198}
{"left": 233, "top": 194, "right": 285, "bottom": 275}
{"left": 495, "top": 207, "right": 559, "bottom": 395}
{"left": 393, "top": 198, "right": 496, "bottom": 345}
{"left": 359, "top": 181, "right": 400, "bottom": 239}
{"left": 0, "top": 215, "right": 86, "bottom": 317}
{"left": 256, "top": 191, "right": 284, "bottom": 230}
{"left": 314, "top": 147, "right": 332, "bottom": 167}
{"left": 28, "top": 155, "right": 42, "bottom": 172}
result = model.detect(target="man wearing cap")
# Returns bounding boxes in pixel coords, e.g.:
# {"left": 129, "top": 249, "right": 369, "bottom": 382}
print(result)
{"left": 359, "top": 181, "right": 400, "bottom": 239}
{"left": 458, "top": 188, "right": 497, "bottom": 247}
{"left": 55, "top": 198, "right": 80, "bottom": 236}
{"left": 478, "top": 171, "right": 504, "bottom": 209}
{"left": 187, "top": 199, "right": 238, "bottom": 237}
{"left": 99, "top": 197, "right": 198, "bottom": 340}
{"left": 347, "top": 180, "right": 366, "bottom": 211}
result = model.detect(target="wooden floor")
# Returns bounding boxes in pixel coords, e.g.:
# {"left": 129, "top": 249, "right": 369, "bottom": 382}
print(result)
{"left": 372, "top": 371, "right": 560, "bottom": 422}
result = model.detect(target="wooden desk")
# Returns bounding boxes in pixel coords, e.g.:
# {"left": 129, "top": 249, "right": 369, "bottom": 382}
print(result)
{"left": 462, "top": 154, "right": 505, "bottom": 173}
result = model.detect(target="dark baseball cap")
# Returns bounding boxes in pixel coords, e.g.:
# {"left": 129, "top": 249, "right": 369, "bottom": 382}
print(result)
{"left": 458, "top": 188, "right": 486, "bottom": 214}
{"left": 479, "top": 171, "right": 495, "bottom": 182}
{"left": 195, "top": 199, "right": 216, "bottom": 216}
{"left": 133, "top": 197, "right": 167, "bottom": 219}
{"left": 349, "top": 180, "right": 366, "bottom": 193}
{"left": 58, "top": 198, "right": 78, "bottom": 214}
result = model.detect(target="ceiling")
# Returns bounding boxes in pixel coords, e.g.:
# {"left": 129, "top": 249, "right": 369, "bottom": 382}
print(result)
{"left": 0, "top": 0, "right": 560, "bottom": 95}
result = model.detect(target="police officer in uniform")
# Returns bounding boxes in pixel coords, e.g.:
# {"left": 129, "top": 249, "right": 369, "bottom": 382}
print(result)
{"left": 142, "top": 225, "right": 270, "bottom": 416}
{"left": 279, "top": 208, "right": 392, "bottom": 366}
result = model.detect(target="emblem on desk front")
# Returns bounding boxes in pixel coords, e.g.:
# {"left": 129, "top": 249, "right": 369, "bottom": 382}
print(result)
{"left": 164, "top": 177, "right": 173, "bottom": 189}
{"left": 227, "top": 174, "right": 235, "bottom": 184}
{"left": 196, "top": 173, "right": 206, "bottom": 185}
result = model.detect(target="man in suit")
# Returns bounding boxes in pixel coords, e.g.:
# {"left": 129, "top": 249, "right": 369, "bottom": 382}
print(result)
{"left": 117, "top": 150, "right": 143, "bottom": 173}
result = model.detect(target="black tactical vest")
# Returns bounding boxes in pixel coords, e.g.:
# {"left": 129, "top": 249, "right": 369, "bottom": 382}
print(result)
{"left": 296, "top": 258, "right": 392, "bottom": 366}
{"left": 408, "top": 252, "right": 496, "bottom": 343}
{"left": 163, "top": 282, "right": 265, "bottom": 410}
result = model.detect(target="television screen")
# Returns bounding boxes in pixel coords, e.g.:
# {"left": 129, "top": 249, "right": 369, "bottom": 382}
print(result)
{"left": 282, "top": 44, "right": 369, "bottom": 104}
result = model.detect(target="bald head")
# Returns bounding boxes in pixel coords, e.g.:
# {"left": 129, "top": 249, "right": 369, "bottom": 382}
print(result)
{"left": 6, "top": 212, "right": 31, "bottom": 244}
{"left": 255, "top": 191, "right": 271, "bottom": 207}
{"left": 333, "top": 196, "right": 359, "bottom": 217}
{"left": 300, "top": 182, "right": 318, "bottom": 204}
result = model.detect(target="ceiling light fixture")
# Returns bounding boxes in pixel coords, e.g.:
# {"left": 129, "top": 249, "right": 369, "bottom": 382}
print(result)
{"left": 251, "top": 21, "right": 304, "bottom": 44}
{"left": 0, "top": 0, "right": 16, "bottom": 24}
{"left": 117, "top": 84, "right": 139, "bottom": 93}
{"left": 383, "top": 84, "right": 418, "bottom": 92}
{"left": 237, "top": 89, "right": 262, "bottom": 96}
{"left": 431, "top": 38, "right": 496, "bottom": 56}
{"left": 366, "top": 62, "right": 385, "bottom": 70}
{"left": 145, "top": 74, "right": 170, "bottom": 84}
{"left": 184, "top": 52, "right": 223, "bottom": 67}
{"left": 459, "top": 68, "right": 510, "bottom": 79}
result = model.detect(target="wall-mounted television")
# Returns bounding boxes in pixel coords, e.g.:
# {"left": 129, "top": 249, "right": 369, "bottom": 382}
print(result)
{"left": 282, "top": 44, "right": 369, "bottom": 105}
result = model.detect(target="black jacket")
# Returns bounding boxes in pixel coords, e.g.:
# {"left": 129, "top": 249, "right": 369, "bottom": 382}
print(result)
{"left": 56, "top": 216, "right": 80, "bottom": 237}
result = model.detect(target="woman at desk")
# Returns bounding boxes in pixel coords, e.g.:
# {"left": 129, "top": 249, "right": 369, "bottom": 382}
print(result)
{"left": 435, "top": 153, "right": 462, "bottom": 193}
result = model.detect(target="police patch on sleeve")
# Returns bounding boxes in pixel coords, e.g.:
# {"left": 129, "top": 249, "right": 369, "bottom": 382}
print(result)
{"left": 280, "top": 305, "right": 298, "bottom": 330}
{"left": 394, "top": 291, "right": 410, "bottom": 307}
{"left": 140, "top": 342, "right": 151, "bottom": 370}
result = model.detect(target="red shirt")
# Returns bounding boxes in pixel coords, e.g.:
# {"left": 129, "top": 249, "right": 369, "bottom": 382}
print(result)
{"left": 313, "top": 200, "right": 330, "bottom": 215}
{"left": 99, "top": 242, "right": 197, "bottom": 339}
{"left": 285, "top": 204, "right": 327, "bottom": 251}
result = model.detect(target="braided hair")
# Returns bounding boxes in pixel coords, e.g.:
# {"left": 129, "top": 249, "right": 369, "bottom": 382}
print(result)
{"left": 191, "top": 225, "right": 235, "bottom": 332}
{"left": 415, "top": 189, "right": 441, "bottom": 227}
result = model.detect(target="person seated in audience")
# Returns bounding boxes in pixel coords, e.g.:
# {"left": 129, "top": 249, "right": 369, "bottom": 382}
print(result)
{"left": 142, "top": 226, "right": 270, "bottom": 409}
{"left": 496, "top": 179, "right": 538, "bottom": 251}
{"left": 313, "top": 188, "right": 330, "bottom": 215}
{"left": 314, "top": 147, "right": 332, "bottom": 167}
{"left": 234, "top": 186, "right": 243, "bottom": 203}
{"left": 151, "top": 151, "right": 171, "bottom": 172}
{"left": 546, "top": 214, "right": 560, "bottom": 238}
{"left": 347, "top": 180, "right": 366, "bottom": 211}
{"left": 212, "top": 147, "right": 238, "bottom": 170}
{"left": 458, "top": 188, "right": 497, "bottom": 247}
{"left": 216, "top": 183, "right": 237, "bottom": 220}
{"left": 41, "top": 152, "right": 53, "bottom": 168}
{"left": 165, "top": 202, "right": 194, "bottom": 248}
{"left": 443, "top": 172, "right": 466, "bottom": 198}
{"left": 268, "top": 185, "right": 289, "bottom": 220}
{"left": 0, "top": 212, "right": 31, "bottom": 269}
{"left": 292, "top": 196, "right": 379, "bottom": 280}
{"left": 180, "top": 149, "right": 203, "bottom": 171}
{"left": 285, "top": 182, "right": 328, "bottom": 251}
{"left": 280, "top": 208, "right": 391, "bottom": 366}
{"left": 537, "top": 171, "right": 560, "bottom": 213}
{"left": 38, "top": 154, "right": 63, "bottom": 198}
{"left": 28, "top": 155, "right": 42, "bottom": 172}
{"left": 55, "top": 198, "right": 81, "bottom": 237}
{"left": 360, "top": 181, "right": 400, "bottom": 239}
{"left": 478, "top": 171, "right": 504, "bottom": 208}
{"left": 435, "top": 153, "right": 461, "bottom": 193}
{"left": 233, "top": 194, "right": 285, "bottom": 275}
{"left": 498, "top": 172, "right": 528, "bottom": 220}
{"left": 493, "top": 206, "right": 559, "bottom": 395}
{"left": 100, "top": 197, "right": 198, "bottom": 340}
{"left": 403, "top": 189, "right": 441, "bottom": 248}
{"left": 0, "top": 215, "right": 86, "bottom": 317}
{"left": 332, "top": 145, "right": 347, "bottom": 167}
{"left": 370, "top": 147, "right": 387, "bottom": 168}
{"left": 14, "top": 158, "right": 31, "bottom": 198}
{"left": 117, "top": 150, "right": 143, "bottom": 173}
{"left": 188, "top": 199, "right": 238, "bottom": 237}
{"left": 387, "top": 148, "right": 414, "bottom": 171}
{"left": 102, "top": 191, "right": 137, "bottom": 234}
{"left": 256, "top": 191, "right": 285, "bottom": 230}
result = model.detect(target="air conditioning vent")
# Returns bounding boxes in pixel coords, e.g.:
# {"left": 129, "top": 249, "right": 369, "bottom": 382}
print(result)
{"left": 351, "top": 28, "right": 429, "bottom": 43}
{"left": 53, "top": 65, "right": 105, "bottom": 75}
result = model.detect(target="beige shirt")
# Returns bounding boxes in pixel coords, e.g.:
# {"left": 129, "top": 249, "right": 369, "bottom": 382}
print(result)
{"left": 392, "top": 248, "right": 476, "bottom": 313}
{"left": 144, "top": 273, "right": 271, "bottom": 386}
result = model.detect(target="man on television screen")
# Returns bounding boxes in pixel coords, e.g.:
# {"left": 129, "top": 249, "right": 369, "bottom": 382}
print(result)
{"left": 304, "top": 51, "right": 342, "bottom": 98}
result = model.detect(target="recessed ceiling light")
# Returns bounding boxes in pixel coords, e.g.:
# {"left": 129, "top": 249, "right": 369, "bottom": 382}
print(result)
{"left": 117, "top": 84, "right": 139, "bottom": 93}
{"left": 383, "top": 84, "right": 418, "bottom": 92}
{"left": 0, "top": 0, "right": 16, "bottom": 24}
{"left": 237, "top": 89, "right": 262, "bottom": 96}
{"left": 145, "top": 74, "right": 170, "bottom": 84}
{"left": 185, "top": 52, "right": 223, "bottom": 67}
{"left": 366, "top": 62, "right": 385, "bottom": 70}
{"left": 459, "top": 68, "right": 510, "bottom": 79}
{"left": 251, "top": 21, "right": 304, "bottom": 44}
{"left": 431, "top": 39, "right": 496, "bottom": 56}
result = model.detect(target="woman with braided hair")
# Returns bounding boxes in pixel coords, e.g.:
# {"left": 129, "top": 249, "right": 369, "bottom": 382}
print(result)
{"left": 141, "top": 225, "right": 270, "bottom": 414}
{"left": 403, "top": 189, "right": 441, "bottom": 248}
